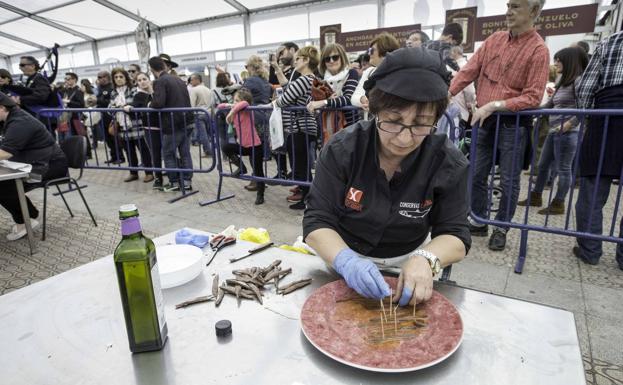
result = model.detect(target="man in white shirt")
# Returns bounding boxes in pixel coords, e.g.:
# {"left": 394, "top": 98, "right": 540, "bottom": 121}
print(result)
{"left": 189, "top": 73, "right": 213, "bottom": 156}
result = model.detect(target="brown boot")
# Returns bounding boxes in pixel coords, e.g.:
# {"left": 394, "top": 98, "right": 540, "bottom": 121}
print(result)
{"left": 538, "top": 199, "right": 565, "bottom": 215}
{"left": 244, "top": 181, "right": 258, "bottom": 191}
{"left": 518, "top": 191, "right": 542, "bottom": 207}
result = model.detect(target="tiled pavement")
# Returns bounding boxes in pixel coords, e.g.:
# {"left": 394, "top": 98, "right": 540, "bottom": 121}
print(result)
{"left": 0, "top": 151, "right": 621, "bottom": 384}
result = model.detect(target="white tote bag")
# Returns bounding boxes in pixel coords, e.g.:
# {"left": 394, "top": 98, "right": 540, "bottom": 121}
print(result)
{"left": 269, "top": 105, "right": 285, "bottom": 150}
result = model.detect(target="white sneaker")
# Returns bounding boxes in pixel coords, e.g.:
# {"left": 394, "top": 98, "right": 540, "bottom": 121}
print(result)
{"left": 6, "top": 220, "right": 40, "bottom": 241}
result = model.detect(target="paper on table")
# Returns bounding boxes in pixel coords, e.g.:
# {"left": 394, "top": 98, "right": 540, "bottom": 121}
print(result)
{"left": 0, "top": 160, "right": 32, "bottom": 173}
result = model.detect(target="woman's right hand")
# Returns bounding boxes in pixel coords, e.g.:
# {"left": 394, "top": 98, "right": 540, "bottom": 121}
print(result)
{"left": 333, "top": 248, "right": 390, "bottom": 299}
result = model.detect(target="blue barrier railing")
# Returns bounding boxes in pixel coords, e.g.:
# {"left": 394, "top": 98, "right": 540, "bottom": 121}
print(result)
{"left": 468, "top": 108, "right": 623, "bottom": 273}
{"left": 39, "top": 107, "right": 219, "bottom": 204}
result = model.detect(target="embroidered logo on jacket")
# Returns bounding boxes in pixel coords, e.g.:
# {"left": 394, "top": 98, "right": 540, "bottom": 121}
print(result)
{"left": 345, "top": 187, "right": 364, "bottom": 211}
{"left": 398, "top": 200, "right": 433, "bottom": 219}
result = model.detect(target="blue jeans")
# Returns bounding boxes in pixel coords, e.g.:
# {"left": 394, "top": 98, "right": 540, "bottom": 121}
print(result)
{"left": 575, "top": 176, "right": 623, "bottom": 267}
{"left": 472, "top": 122, "right": 527, "bottom": 228}
{"left": 162, "top": 127, "right": 193, "bottom": 184}
{"left": 191, "top": 113, "right": 212, "bottom": 154}
{"left": 534, "top": 131, "right": 578, "bottom": 201}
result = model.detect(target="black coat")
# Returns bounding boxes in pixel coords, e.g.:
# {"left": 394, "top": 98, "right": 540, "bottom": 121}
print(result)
{"left": 96, "top": 83, "right": 114, "bottom": 127}
{"left": 579, "top": 84, "right": 623, "bottom": 178}
{"left": 19, "top": 73, "right": 57, "bottom": 115}
{"left": 150, "top": 72, "right": 191, "bottom": 134}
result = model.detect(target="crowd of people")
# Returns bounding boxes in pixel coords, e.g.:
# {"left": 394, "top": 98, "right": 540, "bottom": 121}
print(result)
{"left": 0, "top": 0, "right": 621, "bottom": 274}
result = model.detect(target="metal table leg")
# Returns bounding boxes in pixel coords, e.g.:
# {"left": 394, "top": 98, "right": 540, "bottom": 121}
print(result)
{"left": 15, "top": 178, "right": 35, "bottom": 255}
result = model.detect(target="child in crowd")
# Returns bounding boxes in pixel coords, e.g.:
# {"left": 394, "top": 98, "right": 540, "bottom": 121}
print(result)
{"left": 218, "top": 88, "right": 265, "bottom": 205}
{"left": 82, "top": 95, "right": 101, "bottom": 150}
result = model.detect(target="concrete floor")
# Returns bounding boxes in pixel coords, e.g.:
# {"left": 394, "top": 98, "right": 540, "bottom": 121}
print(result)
{"left": 0, "top": 155, "right": 621, "bottom": 384}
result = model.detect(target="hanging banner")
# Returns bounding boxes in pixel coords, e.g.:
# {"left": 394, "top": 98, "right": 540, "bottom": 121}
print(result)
{"left": 320, "top": 24, "right": 421, "bottom": 52}
{"left": 475, "top": 4, "right": 598, "bottom": 41}
{"left": 446, "top": 7, "right": 478, "bottom": 53}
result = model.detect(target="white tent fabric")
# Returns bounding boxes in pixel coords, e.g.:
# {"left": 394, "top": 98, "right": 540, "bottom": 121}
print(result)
{"left": 0, "top": 0, "right": 613, "bottom": 70}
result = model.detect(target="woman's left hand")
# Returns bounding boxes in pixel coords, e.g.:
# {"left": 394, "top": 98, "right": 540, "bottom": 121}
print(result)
{"left": 306, "top": 100, "right": 326, "bottom": 113}
{"left": 225, "top": 111, "right": 234, "bottom": 124}
{"left": 394, "top": 254, "right": 433, "bottom": 306}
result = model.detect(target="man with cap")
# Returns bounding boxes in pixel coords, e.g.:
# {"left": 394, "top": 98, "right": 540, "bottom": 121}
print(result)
{"left": 0, "top": 92, "right": 68, "bottom": 240}
{"left": 303, "top": 47, "right": 470, "bottom": 307}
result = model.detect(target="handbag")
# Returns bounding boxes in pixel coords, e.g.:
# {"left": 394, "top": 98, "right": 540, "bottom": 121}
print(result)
{"left": 107, "top": 120, "right": 119, "bottom": 136}
{"left": 269, "top": 105, "right": 284, "bottom": 150}
{"left": 311, "top": 79, "right": 333, "bottom": 101}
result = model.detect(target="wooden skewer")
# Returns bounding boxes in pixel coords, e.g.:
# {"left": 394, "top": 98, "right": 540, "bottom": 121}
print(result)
{"left": 394, "top": 305, "right": 399, "bottom": 333}
{"left": 380, "top": 311, "right": 385, "bottom": 339}
{"left": 380, "top": 298, "right": 387, "bottom": 322}
{"left": 413, "top": 300, "right": 416, "bottom": 317}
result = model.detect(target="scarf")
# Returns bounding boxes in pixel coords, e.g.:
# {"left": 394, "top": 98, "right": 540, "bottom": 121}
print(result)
{"left": 323, "top": 68, "right": 349, "bottom": 96}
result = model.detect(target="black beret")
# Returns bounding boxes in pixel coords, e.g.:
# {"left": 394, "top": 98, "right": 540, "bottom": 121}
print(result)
{"left": 363, "top": 47, "right": 451, "bottom": 102}
{"left": 0, "top": 92, "right": 16, "bottom": 108}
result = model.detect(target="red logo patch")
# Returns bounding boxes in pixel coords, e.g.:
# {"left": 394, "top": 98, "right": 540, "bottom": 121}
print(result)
{"left": 345, "top": 187, "right": 363, "bottom": 211}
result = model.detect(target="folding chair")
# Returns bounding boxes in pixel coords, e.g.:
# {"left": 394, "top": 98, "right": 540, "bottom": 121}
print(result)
{"left": 42, "top": 136, "right": 97, "bottom": 241}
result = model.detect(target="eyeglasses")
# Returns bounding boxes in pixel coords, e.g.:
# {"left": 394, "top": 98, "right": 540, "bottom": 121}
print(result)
{"left": 376, "top": 119, "right": 436, "bottom": 136}
{"left": 294, "top": 56, "right": 303, "bottom": 62}
{"left": 97, "top": 75, "right": 107, "bottom": 79}
{"left": 19, "top": 63, "right": 32, "bottom": 67}
{"left": 64, "top": 77, "right": 72, "bottom": 81}
{"left": 128, "top": 69, "right": 137, "bottom": 73}
{"left": 323, "top": 55, "right": 340, "bottom": 63}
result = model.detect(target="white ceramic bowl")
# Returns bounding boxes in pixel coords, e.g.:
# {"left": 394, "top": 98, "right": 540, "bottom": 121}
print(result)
{"left": 156, "top": 244, "right": 204, "bottom": 289}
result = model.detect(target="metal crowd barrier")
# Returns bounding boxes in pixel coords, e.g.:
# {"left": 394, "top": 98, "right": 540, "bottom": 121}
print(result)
{"left": 204, "top": 105, "right": 460, "bottom": 204}
{"left": 468, "top": 108, "right": 623, "bottom": 273}
{"left": 39, "top": 107, "right": 219, "bottom": 204}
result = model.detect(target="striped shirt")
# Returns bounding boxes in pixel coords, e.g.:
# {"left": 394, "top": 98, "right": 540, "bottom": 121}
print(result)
{"left": 326, "top": 68, "right": 360, "bottom": 126}
{"left": 450, "top": 29, "right": 549, "bottom": 112}
{"left": 276, "top": 74, "right": 318, "bottom": 136}
{"left": 576, "top": 31, "right": 623, "bottom": 109}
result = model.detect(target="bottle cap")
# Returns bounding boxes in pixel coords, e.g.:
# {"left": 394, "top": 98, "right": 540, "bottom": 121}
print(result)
{"left": 215, "top": 320, "right": 232, "bottom": 337}
{"left": 119, "top": 204, "right": 137, "bottom": 212}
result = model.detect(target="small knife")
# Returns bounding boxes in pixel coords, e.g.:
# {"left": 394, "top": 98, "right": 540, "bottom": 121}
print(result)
{"left": 229, "top": 242, "right": 274, "bottom": 263}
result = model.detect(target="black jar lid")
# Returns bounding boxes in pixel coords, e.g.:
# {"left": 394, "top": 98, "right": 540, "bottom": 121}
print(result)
{"left": 215, "top": 320, "right": 232, "bottom": 337}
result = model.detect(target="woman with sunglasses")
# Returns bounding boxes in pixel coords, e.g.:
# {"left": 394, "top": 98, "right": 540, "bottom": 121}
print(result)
{"left": 307, "top": 43, "right": 360, "bottom": 137}
{"left": 351, "top": 33, "right": 400, "bottom": 117}
{"left": 108, "top": 67, "right": 153, "bottom": 183}
{"left": 274, "top": 46, "right": 320, "bottom": 210}
{"left": 304, "top": 48, "right": 470, "bottom": 307}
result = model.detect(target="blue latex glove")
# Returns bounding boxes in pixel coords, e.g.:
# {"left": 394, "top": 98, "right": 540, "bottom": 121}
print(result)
{"left": 333, "top": 248, "right": 390, "bottom": 299}
{"left": 398, "top": 287, "right": 414, "bottom": 307}
{"left": 175, "top": 228, "right": 210, "bottom": 248}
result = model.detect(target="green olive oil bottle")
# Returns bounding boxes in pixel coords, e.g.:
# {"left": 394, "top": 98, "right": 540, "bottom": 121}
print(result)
{"left": 114, "top": 204, "right": 167, "bottom": 353}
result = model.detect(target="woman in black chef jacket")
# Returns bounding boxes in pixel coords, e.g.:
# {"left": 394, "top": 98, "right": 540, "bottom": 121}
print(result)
{"left": 0, "top": 92, "right": 68, "bottom": 240}
{"left": 303, "top": 48, "right": 471, "bottom": 306}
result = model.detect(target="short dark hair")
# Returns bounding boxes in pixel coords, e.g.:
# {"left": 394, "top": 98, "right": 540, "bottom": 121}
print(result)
{"left": 216, "top": 72, "right": 230, "bottom": 88}
{"left": 128, "top": 63, "right": 141, "bottom": 72}
{"left": 65, "top": 72, "right": 78, "bottom": 81}
{"left": 368, "top": 88, "right": 448, "bottom": 123}
{"left": 0, "top": 68, "right": 12, "bottom": 84}
{"left": 191, "top": 73, "right": 203, "bottom": 83}
{"left": 409, "top": 30, "right": 430, "bottom": 44}
{"left": 554, "top": 47, "right": 589, "bottom": 88}
{"left": 575, "top": 41, "right": 590, "bottom": 54}
{"left": 148, "top": 56, "right": 166, "bottom": 72}
{"left": 442, "top": 22, "right": 463, "bottom": 45}
{"left": 20, "top": 56, "right": 40, "bottom": 70}
{"left": 282, "top": 42, "right": 299, "bottom": 52}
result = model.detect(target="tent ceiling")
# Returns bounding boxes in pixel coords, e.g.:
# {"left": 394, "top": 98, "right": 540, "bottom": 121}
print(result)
{"left": 0, "top": 0, "right": 312, "bottom": 56}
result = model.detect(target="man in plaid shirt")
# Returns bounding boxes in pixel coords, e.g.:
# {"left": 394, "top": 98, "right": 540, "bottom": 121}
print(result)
{"left": 449, "top": 0, "right": 549, "bottom": 251}
{"left": 573, "top": 31, "right": 623, "bottom": 269}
